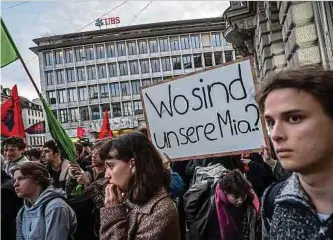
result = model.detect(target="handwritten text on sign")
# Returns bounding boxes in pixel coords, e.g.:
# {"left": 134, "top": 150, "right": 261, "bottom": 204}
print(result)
{"left": 141, "top": 59, "right": 265, "bottom": 160}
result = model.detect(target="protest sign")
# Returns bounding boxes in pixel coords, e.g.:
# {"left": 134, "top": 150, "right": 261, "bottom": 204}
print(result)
{"left": 141, "top": 57, "right": 267, "bottom": 161}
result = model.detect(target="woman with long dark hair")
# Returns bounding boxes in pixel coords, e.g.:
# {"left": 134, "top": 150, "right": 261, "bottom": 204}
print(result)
{"left": 99, "top": 131, "right": 180, "bottom": 240}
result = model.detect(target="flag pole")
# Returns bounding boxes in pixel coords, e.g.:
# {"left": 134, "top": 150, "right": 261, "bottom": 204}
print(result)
{"left": 1, "top": 19, "right": 42, "bottom": 97}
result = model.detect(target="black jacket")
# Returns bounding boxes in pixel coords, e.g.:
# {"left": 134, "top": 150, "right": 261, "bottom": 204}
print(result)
{"left": 1, "top": 170, "right": 23, "bottom": 240}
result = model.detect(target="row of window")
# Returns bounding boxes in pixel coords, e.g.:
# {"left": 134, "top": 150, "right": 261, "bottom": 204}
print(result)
{"left": 44, "top": 32, "right": 229, "bottom": 66}
{"left": 55, "top": 101, "right": 143, "bottom": 123}
{"left": 46, "top": 78, "right": 165, "bottom": 104}
{"left": 45, "top": 51, "right": 233, "bottom": 86}
{"left": 27, "top": 109, "right": 43, "bottom": 118}
{"left": 29, "top": 136, "right": 45, "bottom": 146}
{"left": 28, "top": 119, "right": 42, "bottom": 125}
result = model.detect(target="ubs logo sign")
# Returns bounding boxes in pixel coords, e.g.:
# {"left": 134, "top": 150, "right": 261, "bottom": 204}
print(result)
{"left": 95, "top": 17, "right": 120, "bottom": 29}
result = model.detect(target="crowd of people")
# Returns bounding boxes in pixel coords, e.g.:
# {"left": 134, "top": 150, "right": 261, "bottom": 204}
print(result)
{"left": 1, "top": 66, "right": 333, "bottom": 240}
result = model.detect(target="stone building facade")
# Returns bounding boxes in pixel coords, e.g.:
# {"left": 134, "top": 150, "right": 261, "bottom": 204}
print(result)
{"left": 223, "top": 1, "right": 333, "bottom": 80}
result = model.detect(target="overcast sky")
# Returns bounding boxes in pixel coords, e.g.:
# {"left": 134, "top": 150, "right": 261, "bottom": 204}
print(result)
{"left": 1, "top": 1, "right": 230, "bottom": 100}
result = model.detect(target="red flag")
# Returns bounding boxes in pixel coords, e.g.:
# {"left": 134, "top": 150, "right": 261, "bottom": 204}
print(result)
{"left": 25, "top": 121, "right": 46, "bottom": 134}
{"left": 77, "top": 127, "right": 88, "bottom": 138}
{"left": 1, "top": 85, "right": 25, "bottom": 138}
{"left": 98, "top": 110, "right": 113, "bottom": 139}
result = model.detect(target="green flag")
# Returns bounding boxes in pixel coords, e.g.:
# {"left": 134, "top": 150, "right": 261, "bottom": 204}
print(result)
{"left": 40, "top": 95, "right": 76, "bottom": 162}
{"left": 1, "top": 18, "right": 18, "bottom": 67}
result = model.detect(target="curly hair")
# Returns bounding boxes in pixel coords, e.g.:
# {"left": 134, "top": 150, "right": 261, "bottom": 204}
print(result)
{"left": 219, "top": 169, "right": 252, "bottom": 198}
{"left": 2, "top": 137, "right": 26, "bottom": 150}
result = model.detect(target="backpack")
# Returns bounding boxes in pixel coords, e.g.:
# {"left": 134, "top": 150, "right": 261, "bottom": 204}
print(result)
{"left": 263, "top": 180, "right": 286, "bottom": 222}
{"left": 169, "top": 170, "right": 186, "bottom": 199}
{"left": 191, "top": 163, "right": 228, "bottom": 186}
{"left": 20, "top": 195, "right": 98, "bottom": 240}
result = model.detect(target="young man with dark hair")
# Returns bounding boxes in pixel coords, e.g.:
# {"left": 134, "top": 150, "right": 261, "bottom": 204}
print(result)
{"left": 42, "top": 139, "right": 73, "bottom": 194}
{"left": 257, "top": 67, "right": 333, "bottom": 239}
{"left": 12, "top": 161, "right": 77, "bottom": 239}
{"left": 2, "top": 137, "right": 29, "bottom": 176}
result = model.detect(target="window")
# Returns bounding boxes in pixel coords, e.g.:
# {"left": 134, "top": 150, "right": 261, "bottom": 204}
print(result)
{"left": 45, "top": 71, "right": 54, "bottom": 85}
{"left": 117, "top": 42, "right": 126, "bottom": 56}
{"left": 85, "top": 45, "right": 95, "bottom": 60}
{"left": 89, "top": 85, "right": 99, "bottom": 99}
{"left": 194, "top": 54, "right": 203, "bottom": 68}
{"left": 29, "top": 119, "right": 31, "bottom": 125}
{"left": 87, "top": 65, "right": 96, "bottom": 80}
{"left": 129, "top": 60, "right": 139, "bottom": 74}
{"left": 221, "top": 37, "right": 227, "bottom": 46}
{"left": 78, "top": 87, "right": 88, "bottom": 101}
{"left": 183, "top": 55, "right": 192, "bottom": 69}
{"left": 76, "top": 67, "right": 86, "bottom": 81}
{"left": 119, "top": 62, "right": 128, "bottom": 76}
{"left": 161, "top": 57, "right": 171, "bottom": 71}
{"left": 121, "top": 82, "right": 131, "bottom": 96}
{"left": 142, "top": 79, "right": 151, "bottom": 87}
{"left": 152, "top": 77, "right": 163, "bottom": 84}
{"left": 97, "top": 64, "right": 107, "bottom": 79}
{"left": 55, "top": 70, "right": 64, "bottom": 84}
{"left": 202, "top": 34, "right": 211, "bottom": 47}
{"left": 68, "top": 88, "right": 77, "bottom": 102}
{"left": 170, "top": 37, "right": 180, "bottom": 51}
{"left": 101, "top": 104, "right": 110, "bottom": 114}
{"left": 66, "top": 68, "right": 75, "bottom": 83}
{"left": 140, "top": 59, "right": 149, "bottom": 74}
{"left": 54, "top": 50, "right": 63, "bottom": 64}
{"left": 212, "top": 32, "right": 222, "bottom": 47}
{"left": 138, "top": 40, "right": 148, "bottom": 54}
{"left": 44, "top": 51, "right": 53, "bottom": 66}
{"left": 80, "top": 107, "right": 89, "bottom": 121}
{"left": 224, "top": 51, "right": 233, "bottom": 62}
{"left": 180, "top": 35, "right": 190, "bottom": 50}
{"left": 96, "top": 44, "right": 105, "bottom": 59}
{"left": 110, "top": 83, "right": 120, "bottom": 97}
{"left": 64, "top": 49, "right": 73, "bottom": 63}
{"left": 127, "top": 41, "right": 137, "bottom": 55}
{"left": 172, "top": 56, "right": 182, "bottom": 70}
{"left": 214, "top": 52, "right": 223, "bottom": 65}
{"left": 52, "top": 110, "right": 58, "bottom": 119}
{"left": 75, "top": 47, "right": 84, "bottom": 62}
{"left": 151, "top": 58, "right": 160, "bottom": 72}
{"left": 149, "top": 39, "right": 158, "bottom": 53}
{"left": 100, "top": 84, "right": 109, "bottom": 98}
{"left": 106, "top": 43, "right": 116, "bottom": 57}
{"left": 112, "top": 102, "right": 122, "bottom": 117}
{"left": 108, "top": 63, "right": 117, "bottom": 77}
{"left": 59, "top": 109, "right": 68, "bottom": 123}
{"left": 91, "top": 106, "right": 100, "bottom": 120}
{"left": 204, "top": 53, "right": 213, "bottom": 67}
{"left": 159, "top": 38, "right": 169, "bottom": 52}
{"left": 69, "top": 108, "right": 79, "bottom": 122}
{"left": 57, "top": 89, "right": 67, "bottom": 103}
{"left": 122, "top": 102, "right": 133, "bottom": 116}
{"left": 47, "top": 91, "right": 56, "bottom": 104}
{"left": 131, "top": 80, "right": 140, "bottom": 95}
{"left": 133, "top": 101, "right": 143, "bottom": 115}
{"left": 191, "top": 35, "right": 201, "bottom": 49}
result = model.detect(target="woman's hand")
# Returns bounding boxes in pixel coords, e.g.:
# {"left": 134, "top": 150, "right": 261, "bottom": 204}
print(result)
{"left": 69, "top": 163, "right": 84, "bottom": 179}
{"left": 75, "top": 172, "right": 90, "bottom": 185}
{"left": 261, "top": 145, "right": 277, "bottom": 168}
{"left": 104, "top": 184, "right": 123, "bottom": 208}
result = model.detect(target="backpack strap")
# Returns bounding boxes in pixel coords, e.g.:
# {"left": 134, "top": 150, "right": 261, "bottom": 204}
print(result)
{"left": 263, "top": 180, "right": 286, "bottom": 221}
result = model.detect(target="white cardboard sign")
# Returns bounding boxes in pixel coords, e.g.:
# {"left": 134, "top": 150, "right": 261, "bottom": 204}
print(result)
{"left": 141, "top": 58, "right": 266, "bottom": 161}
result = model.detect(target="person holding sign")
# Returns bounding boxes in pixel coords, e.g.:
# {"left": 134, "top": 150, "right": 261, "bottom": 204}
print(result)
{"left": 258, "top": 67, "right": 333, "bottom": 239}
{"left": 99, "top": 132, "right": 180, "bottom": 240}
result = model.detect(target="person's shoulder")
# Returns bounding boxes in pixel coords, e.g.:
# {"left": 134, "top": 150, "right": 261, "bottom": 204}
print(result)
{"left": 44, "top": 197, "right": 71, "bottom": 212}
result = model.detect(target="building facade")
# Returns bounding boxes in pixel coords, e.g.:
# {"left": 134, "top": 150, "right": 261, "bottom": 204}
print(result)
{"left": 30, "top": 17, "right": 235, "bottom": 139}
{"left": 20, "top": 97, "right": 46, "bottom": 147}
{"left": 223, "top": 1, "right": 333, "bottom": 80}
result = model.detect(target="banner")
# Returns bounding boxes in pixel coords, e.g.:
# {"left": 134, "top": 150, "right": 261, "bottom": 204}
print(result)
{"left": 141, "top": 58, "right": 267, "bottom": 161}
